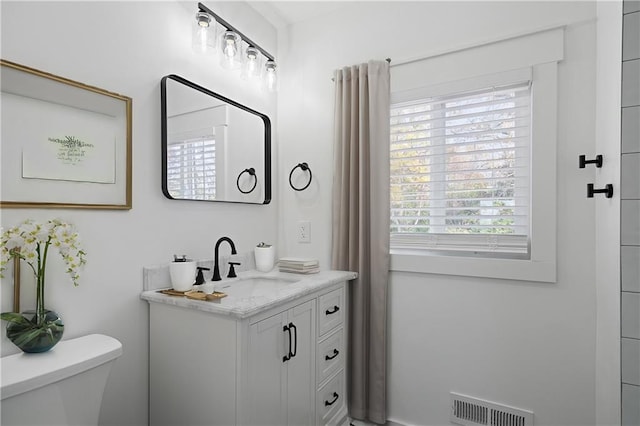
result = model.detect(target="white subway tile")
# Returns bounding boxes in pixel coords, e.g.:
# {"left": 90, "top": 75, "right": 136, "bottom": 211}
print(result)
{"left": 623, "top": 106, "right": 640, "bottom": 154}
{"left": 622, "top": 153, "right": 640, "bottom": 199}
{"left": 623, "top": 292, "right": 640, "bottom": 339}
{"left": 623, "top": 60, "right": 640, "bottom": 108}
{"left": 623, "top": 338, "right": 640, "bottom": 385}
{"left": 625, "top": 12, "right": 640, "bottom": 61}
{"left": 622, "top": 201, "right": 640, "bottom": 245}
{"left": 623, "top": 246, "right": 640, "bottom": 293}
{"left": 624, "top": 1, "right": 640, "bottom": 14}
{"left": 622, "top": 384, "right": 640, "bottom": 426}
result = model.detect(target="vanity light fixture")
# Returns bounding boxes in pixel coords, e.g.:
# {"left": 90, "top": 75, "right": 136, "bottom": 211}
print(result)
{"left": 220, "top": 30, "right": 241, "bottom": 69}
{"left": 241, "top": 46, "right": 262, "bottom": 80}
{"left": 195, "top": 2, "right": 278, "bottom": 91}
{"left": 263, "top": 60, "right": 277, "bottom": 92}
{"left": 192, "top": 11, "right": 216, "bottom": 54}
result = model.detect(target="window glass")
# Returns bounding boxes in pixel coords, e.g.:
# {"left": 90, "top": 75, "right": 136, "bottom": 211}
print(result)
{"left": 390, "top": 82, "right": 531, "bottom": 257}
{"left": 167, "top": 136, "right": 216, "bottom": 200}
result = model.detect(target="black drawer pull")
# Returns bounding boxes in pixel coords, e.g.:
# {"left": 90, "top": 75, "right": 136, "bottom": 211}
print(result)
{"left": 325, "top": 349, "right": 339, "bottom": 361}
{"left": 324, "top": 392, "right": 339, "bottom": 406}
{"left": 325, "top": 306, "right": 340, "bottom": 315}
{"left": 283, "top": 324, "right": 291, "bottom": 362}
{"left": 289, "top": 322, "right": 297, "bottom": 358}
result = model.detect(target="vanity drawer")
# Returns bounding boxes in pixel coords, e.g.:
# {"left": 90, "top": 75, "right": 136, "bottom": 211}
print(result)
{"left": 318, "top": 287, "right": 345, "bottom": 337}
{"left": 316, "top": 369, "right": 345, "bottom": 426}
{"left": 317, "top": 328, "right": 344, "bottom": 385}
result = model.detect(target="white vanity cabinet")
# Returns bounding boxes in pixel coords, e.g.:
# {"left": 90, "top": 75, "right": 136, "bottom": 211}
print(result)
{"left": 315, "top": 286, "right": 347, "bottom": 425}
{"left": 245, "top": 299, "right": 316, "bottom": 425}
{"left": 145, "top": 274, "right": 351, "bottom": 426}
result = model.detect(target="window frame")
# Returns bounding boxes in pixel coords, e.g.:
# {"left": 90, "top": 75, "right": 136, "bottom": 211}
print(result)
{"left": 390, "top": 75, "right": 533, "bottom": 258}
{"left": 389, "top": 27, "right": 563, "bottom": 283}
{"left": 166, "top": 134, "right": 217, "bottom": 201}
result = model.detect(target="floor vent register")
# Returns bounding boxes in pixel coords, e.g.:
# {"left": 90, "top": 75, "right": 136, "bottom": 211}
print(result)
{"left": 450, "top": 392, "right": 534, "bottom": 426}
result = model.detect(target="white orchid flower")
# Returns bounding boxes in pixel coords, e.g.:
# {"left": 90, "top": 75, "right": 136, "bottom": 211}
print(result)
{"left": 0, "top": 219, "right": 86, "bottom": 287}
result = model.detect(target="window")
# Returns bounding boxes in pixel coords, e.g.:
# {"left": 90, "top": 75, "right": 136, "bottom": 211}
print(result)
{"left": 388, "top": 27, "right": 562, "bottom": 282}
{"left": 167, "top": 135, "right": 216, "bottom": 200}
{"left": 390, "top": 82, "right": 531, "bottom": 258}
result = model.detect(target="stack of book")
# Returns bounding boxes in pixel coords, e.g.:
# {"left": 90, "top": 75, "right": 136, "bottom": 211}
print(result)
{"left": 278, "top": 257, "right": 320, "bottom": 274}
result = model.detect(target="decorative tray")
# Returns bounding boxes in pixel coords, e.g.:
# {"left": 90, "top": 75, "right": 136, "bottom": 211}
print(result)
{"left": 158, "top": 289, "right": 227, "bottom": 301}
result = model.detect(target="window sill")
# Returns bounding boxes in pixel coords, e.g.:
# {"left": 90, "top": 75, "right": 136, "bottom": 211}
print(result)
{"left": 390, "top": 250, "right": 556, "bottom": 283}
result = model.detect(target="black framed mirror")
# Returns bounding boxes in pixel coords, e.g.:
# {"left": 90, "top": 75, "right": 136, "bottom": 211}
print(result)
{"left": 161, "top": 74, "right": 271, "bottom": 204}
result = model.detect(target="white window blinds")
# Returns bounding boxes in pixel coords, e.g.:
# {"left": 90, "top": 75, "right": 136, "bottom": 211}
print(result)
{"left": 167, "top": 136, "right": 216, "bottom": 200}
{"left": 390, "top": 82, "right": 531, "bottom": 256}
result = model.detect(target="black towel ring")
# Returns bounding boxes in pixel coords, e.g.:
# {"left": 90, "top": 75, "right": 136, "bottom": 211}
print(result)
{"left": 237, "top": 168, "right": 257, "bottom": 194}
{"left": 289, "top": 162, "right": 312, "bottom": 191}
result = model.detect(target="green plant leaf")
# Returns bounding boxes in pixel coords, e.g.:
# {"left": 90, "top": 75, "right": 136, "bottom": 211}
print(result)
{"left": 0, "top": 312, "right": 32, "bottom": 326}
{"left": 12, "top": 328, "right": 43, "bottom": 347}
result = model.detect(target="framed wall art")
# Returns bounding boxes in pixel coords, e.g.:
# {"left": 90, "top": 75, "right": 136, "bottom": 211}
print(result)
{"left": 0, "top": 59, "right": 132, "bottom": 209}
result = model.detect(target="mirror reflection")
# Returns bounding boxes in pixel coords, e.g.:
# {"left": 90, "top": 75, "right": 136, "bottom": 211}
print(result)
{"left": 161, "top": 74, "right": 271, "bottom": 204}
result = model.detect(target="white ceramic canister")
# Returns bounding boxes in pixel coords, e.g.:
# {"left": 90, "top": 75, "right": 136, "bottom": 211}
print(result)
{"left": 254, "top": 243, "right": 275, "bottom": 272}
{"left": 169, "top": 259, "right": 196, "bottom": 291}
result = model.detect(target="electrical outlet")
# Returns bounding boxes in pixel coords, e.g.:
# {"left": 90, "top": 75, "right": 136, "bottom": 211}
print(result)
{"left": 298, "top": 220, "right": 311, "bottom": 243}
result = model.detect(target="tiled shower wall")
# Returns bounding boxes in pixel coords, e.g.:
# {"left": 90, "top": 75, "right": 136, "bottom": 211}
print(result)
{"left": 621, "top": 1, "right": 640, "bottom": 424}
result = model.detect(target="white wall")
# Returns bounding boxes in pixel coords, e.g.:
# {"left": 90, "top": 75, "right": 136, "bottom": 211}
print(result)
{"left": 0, "top": 2, "right": 278, "bottom": 425}
{"left": 277, "top": 2, "right": 601, "bottom": 425}
{"left": 595, "top": 2, "right": 623, "bottom": 424}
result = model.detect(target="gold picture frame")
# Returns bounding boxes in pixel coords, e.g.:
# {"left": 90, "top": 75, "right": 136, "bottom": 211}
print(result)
{"left": 0, "top": 59, "right": 132, "bottom": 209}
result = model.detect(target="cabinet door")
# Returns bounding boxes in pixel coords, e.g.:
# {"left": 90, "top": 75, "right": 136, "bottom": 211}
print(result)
{"left": 286, "top": 300, "right": 316, "bottom": 426}
{"left": 247, "top": 311, "right": 288, "bottom": 426}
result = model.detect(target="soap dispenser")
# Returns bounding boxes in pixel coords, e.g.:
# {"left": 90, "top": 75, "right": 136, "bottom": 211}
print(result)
{"left": 255, "top": 242, "right": 275, "bottom": 272}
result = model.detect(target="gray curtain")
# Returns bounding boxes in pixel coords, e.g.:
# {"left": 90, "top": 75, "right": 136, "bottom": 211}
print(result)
{"left": 331, "top": 60, "right": 390, "bottom": 424}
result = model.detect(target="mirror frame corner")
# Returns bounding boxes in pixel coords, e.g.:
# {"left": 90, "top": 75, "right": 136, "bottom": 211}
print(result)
{"left": 160, "top": 74, "right": 271, "bottom": 205}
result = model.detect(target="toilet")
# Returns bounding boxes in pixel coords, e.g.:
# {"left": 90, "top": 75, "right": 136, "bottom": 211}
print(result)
{"left": 1, "top": 334, "right": 123, "bottom": 426}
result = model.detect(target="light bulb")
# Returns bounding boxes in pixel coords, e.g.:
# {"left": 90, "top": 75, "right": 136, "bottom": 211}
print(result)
{"left": 263, "top": 60, "right": 277, "bottom": 92}
{"left": 219, "top": 31, "right": 241, "bottom": 69}
{"left": 247, "top": 53, "right": 258, "bottom": 72}
{"left": 224, "top": 38, "right": 237, "bottom": 57}
{"left": 197, "top": 13, "right": 210, "bottom": 27}
{"left": 197, "top": 28, "right": 208, "bottom": 52}
{"left": 192, "top": 12, "right": 215, "bottom": 54}
{"left": 241, "top": 46, "right": 262, "bottom": 80}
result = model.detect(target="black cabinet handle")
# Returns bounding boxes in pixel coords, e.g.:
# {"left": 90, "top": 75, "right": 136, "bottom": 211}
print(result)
{"left": 283, "top": 324, "right": 291, "bottom": 362}
{"left": 325, "top": 306, "right": 340, "bottom": 315}
{"left": 324, "top": 392, "right": 339, "bottom": 406}
{"left": 289, "top": 322, "right": 297, "bottom": 358}
{"left": 325, "top": 348, "right": 339, "bottom": 361}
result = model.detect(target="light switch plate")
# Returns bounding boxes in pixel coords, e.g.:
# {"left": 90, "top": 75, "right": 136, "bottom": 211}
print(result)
{"left": 298, "top": 220, "right": 311, "bottom": 243}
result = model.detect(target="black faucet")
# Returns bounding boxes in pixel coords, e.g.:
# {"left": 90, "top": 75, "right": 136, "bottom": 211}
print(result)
{"left": 212, "top": 237, "right": 237, "bottom": 281}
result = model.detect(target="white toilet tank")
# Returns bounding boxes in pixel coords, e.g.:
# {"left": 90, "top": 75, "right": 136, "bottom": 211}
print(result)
{"left": 1, "top": 334, "right": 123, "bottom": 426}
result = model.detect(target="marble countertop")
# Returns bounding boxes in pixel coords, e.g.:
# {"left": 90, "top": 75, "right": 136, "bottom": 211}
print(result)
{"left": 140, "top": 269, "right": 357, "bottom": 319}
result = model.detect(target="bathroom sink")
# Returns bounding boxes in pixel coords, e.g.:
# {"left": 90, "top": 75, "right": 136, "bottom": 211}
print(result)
{"left": 217, "top": 276, "right": 300, "bottom": 298}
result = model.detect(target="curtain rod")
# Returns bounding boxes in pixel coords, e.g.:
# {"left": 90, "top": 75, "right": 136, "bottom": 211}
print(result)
{"left": 330, "top": 58, "right": 391, "bottom": 81}
{"left": 385, "top": 22, "right": 573, "bottom": 69}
